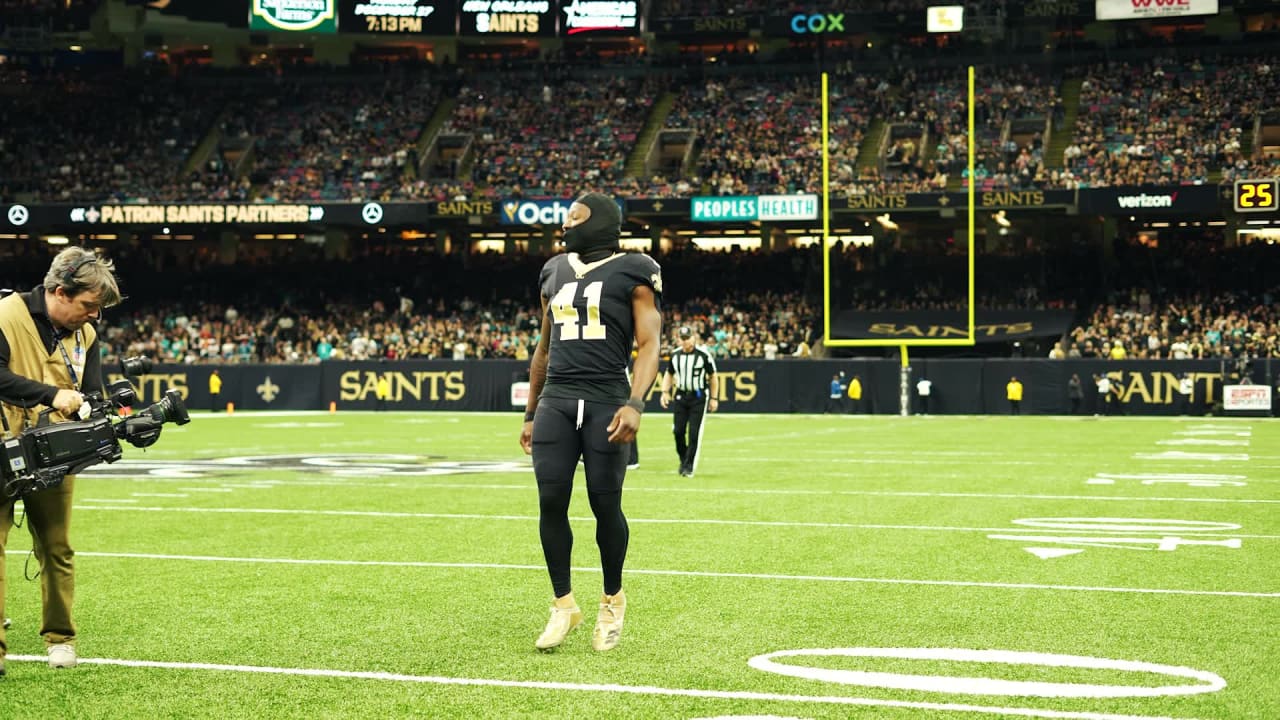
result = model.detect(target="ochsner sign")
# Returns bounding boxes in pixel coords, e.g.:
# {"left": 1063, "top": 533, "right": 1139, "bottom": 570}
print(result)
{"left": 499, "top": 198, "right": 624, "bottom": 225}
{"left": 1096, "top": 0, "right": 1218, "bottom": 21}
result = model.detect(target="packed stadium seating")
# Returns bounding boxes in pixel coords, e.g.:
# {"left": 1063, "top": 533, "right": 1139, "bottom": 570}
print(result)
{"left": 1, "top": 26, "right": 1278, "bottom": 367}
{"left": 5, "top": 52, "right": 1279, "bottom": 203}
{"left": 1063, "top": 55, "right": 1280, "bottom": 188}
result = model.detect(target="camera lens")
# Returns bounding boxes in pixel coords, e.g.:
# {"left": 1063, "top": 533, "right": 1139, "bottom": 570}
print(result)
{"left": 120, "top": 356, "right": 153, "bottom": 377}
{"left": 155, "top": 388, "right": 191, "bottom": 426}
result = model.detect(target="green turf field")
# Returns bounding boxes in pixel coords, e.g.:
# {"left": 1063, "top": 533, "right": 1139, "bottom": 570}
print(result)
{"left": 2, "top": 411, "right": 1276, "bottom": 719}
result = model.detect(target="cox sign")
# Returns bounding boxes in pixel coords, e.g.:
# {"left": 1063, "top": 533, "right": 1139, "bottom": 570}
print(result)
{"left": 791, "top": 12, "right": 845, "bottom": 34}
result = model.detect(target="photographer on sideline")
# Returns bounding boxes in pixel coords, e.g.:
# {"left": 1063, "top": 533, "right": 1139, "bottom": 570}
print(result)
{"left": 0, "top": 247, "right": 121, "bottom": 675}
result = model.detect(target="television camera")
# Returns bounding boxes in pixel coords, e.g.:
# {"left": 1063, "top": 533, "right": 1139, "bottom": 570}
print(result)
{"left": 2, "top": 356, "right": 189, "bottom": 500}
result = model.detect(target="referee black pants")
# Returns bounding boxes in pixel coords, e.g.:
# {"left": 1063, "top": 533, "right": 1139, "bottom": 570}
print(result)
{"left": 530, "top": 397, "right": 630, "bottom": 598}
{"left": 671, "top": 391, "right": 708, "bottom": 472}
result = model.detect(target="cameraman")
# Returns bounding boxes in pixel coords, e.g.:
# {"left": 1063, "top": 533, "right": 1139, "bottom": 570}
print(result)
{"left": 0, "top": 247, "right": 121, "bottom": 674}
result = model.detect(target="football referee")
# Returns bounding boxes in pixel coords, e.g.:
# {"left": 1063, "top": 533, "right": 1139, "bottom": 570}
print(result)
{"left": 659, "top": 326, "right": 718, "bottom": 477}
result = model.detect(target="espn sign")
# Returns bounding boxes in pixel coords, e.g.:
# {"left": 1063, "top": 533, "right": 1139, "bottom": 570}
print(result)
{"left": 1223, "top": 385, "right": 1272, "bottom": 412}
{"left": 1095, "top": 0, "right": 1218, "bottom": 21}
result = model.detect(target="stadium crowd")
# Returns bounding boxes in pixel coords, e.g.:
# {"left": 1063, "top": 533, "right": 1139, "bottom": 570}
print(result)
{"left": 3, "top": 52, "right": 1277, "bottom": 204}
{"left": 1062, "top": 55, "right": 1280, "bottom": 188}
{"left": 1, "top": 235, "right": 1271, "bottom": 365}
{"left": 1061, "top": 237, "right": 1280, "bottom": 361}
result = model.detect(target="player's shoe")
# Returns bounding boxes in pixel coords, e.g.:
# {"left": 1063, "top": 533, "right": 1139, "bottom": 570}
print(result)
{"left": 591, "top": 589, "right": 626, "bottom": 651}
{"left": 47, "top": 644, "right": 77, "bottom": 669}
{"left": 626, "top": 463, "right": 640, "bottom": 470}
{"left": 535, "top": 595, "right": 583, "bottom": 651}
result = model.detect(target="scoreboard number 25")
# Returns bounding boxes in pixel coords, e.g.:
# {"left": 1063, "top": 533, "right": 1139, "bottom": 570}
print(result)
{"left": 1234, "top": 178, "right": 1279, "bottom": 213}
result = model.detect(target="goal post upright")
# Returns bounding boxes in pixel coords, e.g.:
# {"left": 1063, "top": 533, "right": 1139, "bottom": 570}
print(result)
{"left": 821, "top": 66, "right": 978, "bottom": 351}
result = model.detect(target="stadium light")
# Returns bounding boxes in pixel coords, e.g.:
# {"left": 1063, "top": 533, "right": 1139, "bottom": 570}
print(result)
{"left": 875, "top": 213, "right": 899, "bottom": 231}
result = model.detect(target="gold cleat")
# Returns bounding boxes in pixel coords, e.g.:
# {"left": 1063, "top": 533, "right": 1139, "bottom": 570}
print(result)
{"left": 535, "top": 594, "right": 583, "bottom": 651}
{"left": 591, "top": 589, "right": 626, "bottom": 652}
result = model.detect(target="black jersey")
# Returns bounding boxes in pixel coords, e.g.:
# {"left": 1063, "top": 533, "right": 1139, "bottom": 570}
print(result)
{"left": 540, "top": 251, "right": 662, "bottom": 403}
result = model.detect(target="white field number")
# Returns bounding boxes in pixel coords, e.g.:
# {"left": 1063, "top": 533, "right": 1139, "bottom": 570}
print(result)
{"left": 990, "top": 517, "right": 1242, "bottom": 553}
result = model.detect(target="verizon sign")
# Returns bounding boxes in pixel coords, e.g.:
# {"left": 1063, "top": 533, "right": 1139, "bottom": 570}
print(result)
{"left": 1116, "top": 191, "right": 1177, "bottom": 209}
{"left": 1096, "top": 0, "right": 1218, "bottom": 21}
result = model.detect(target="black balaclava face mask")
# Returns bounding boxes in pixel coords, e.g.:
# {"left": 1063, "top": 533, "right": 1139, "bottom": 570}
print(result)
{"left": 563, "top": 193, "right": 621, "bottom": 261}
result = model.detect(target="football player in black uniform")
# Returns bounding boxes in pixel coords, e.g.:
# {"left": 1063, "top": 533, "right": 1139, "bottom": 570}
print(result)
{"left": 518, "top": 192, "right": 662, "bottom": 652}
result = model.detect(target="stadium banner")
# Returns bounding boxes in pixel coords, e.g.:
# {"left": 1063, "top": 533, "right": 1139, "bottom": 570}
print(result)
{"left": 692, "top": 195, "right": 819, "bottom": 222}
{"left": 156, "top": 359, "right": 1259, "bottom": 416}
{"left": 828, "top": 310, "right": 1077, "bottom": 343}
{"left": 1008, "top": 0, "right": 1091, "bottom": 19}
{"left": 843, "top": 189, "right": 1076, "bottom": 213}
{"left": 648, "top": 15, "right": 760, "bottom": 36}
{"left": 625, "top": 198, "right": 691, "bottom": 215}
{"left": 559, "top": 0, "right": 641, "bottom": 36}
{"left": 338, "top": 0, "right": 457, "bottom": 35}
{"left": 1223, "top": 384, "right": 1272, "bottom": 412}
{"left": 1078, "top": 185, "right": 1220, "bottom": 215}
{"left": 458, "top": 0, "right": 557, "bottom": 35}
{"left": 1095, "top": 0, "right": 1219, "bottom": 22}
{"left": 499, "top": 197, "right": 624, "bottom": 225}
{"left": 938, "top": 359, "right": 1232, "bottom": 416}
{"left": 764, "top": 12, "right": 855, "bottom": 36}
{"left": 249, "top": 0, "right": 339, "bottom": 33}
{"left": 430, "top": 200, "right": 498, "bottom": 218}
{"left": 0, "top": 202, "right": 428, "bottom": 228}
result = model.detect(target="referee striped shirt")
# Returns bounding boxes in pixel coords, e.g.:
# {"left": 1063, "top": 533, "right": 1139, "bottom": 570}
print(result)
{"left": 667, "top": 346, "right": 717, "bottom": 392}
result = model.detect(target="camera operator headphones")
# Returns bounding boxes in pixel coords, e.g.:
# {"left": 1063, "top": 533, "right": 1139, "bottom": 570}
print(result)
{"left": 61, "top": 253, "right": 97, "bottom": 291}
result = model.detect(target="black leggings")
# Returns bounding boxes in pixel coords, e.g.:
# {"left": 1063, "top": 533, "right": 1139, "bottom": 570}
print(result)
{"left": 531, "top": 397, "right": 630, "bottom": 598}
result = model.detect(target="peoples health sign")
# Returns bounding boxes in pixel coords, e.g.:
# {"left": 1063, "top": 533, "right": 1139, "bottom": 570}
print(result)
{"left": 1095, "top": 0, "right": 1218, "bottom": 21}
{"left": 691, "top": 194, "right": 819, "bottom": 222}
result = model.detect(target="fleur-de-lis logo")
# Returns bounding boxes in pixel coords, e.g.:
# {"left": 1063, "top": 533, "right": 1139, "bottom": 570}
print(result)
{"left": 257, "top": 377, "right": 280, "bottom": 403}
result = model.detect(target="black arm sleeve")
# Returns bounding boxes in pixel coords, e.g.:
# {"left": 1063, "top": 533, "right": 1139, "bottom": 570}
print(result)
{"left": 83, "top": 338, "right": 103, "bottom": 394}
{"left": 0, "top": 331, "right": 59, "bottom": 408}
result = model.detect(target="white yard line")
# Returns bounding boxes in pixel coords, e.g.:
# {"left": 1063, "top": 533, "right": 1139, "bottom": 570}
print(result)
{"left": 0, "top": 655, "right": 1203, "bottom": 720}
{"left": 6, "top": 550, "right": 1273, "bottom": 598}
{"left": 67, "top": 505, "right": 1280, "bottom": 539}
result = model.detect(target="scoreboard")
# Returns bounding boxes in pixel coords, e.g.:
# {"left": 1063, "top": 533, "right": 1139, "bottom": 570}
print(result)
{"left": 247, "top": 0, "right": 639, "bottom": 35}
{"left": 1233, "top": 179, "right": 1279, "bottom": 214}
{"left": 458, "top": 0, "right": 556, "bottom": 36}
{"left": 339, "top": 0, "right": 457, "bottom": 34}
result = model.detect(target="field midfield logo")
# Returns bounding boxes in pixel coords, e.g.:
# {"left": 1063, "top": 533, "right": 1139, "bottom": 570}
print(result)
{"left": 747, "top": 647, "right": 1226, "bottom": 698}
{"left": 77, "top": 454, "right": 528, "bottom": 479}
